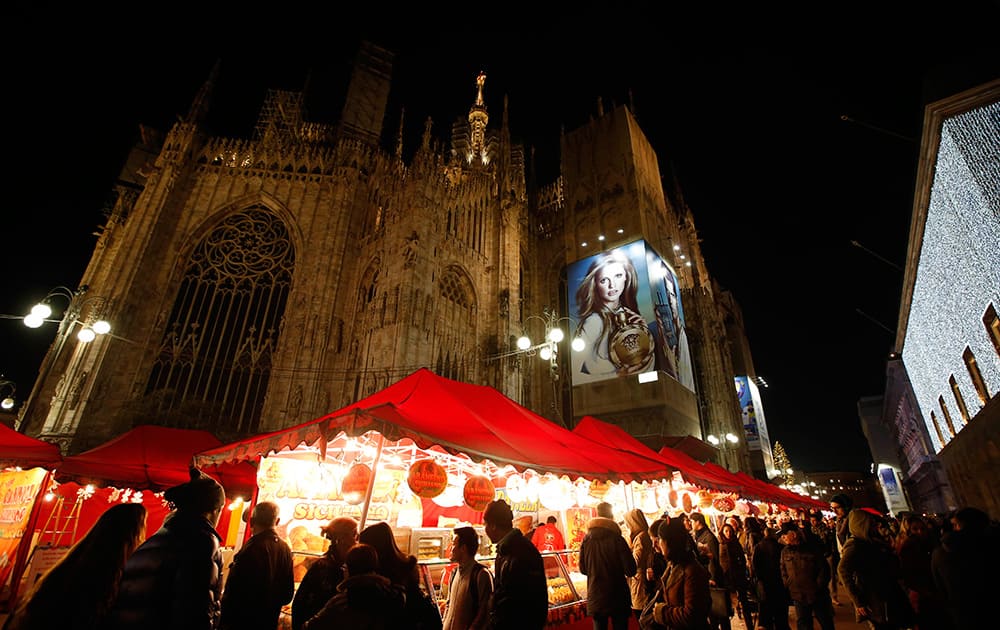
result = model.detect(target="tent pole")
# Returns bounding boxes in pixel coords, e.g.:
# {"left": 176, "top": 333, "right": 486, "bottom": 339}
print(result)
{"left": 358, "top": 433, "right": 386, "bottom": 531}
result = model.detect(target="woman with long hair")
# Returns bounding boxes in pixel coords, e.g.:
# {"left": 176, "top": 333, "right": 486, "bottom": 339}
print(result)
{"left": 643, "top": 519, "right": 711, "bottom": 630}
{"left": 358, "top": 521, "right": 442, "bottom": 629}
{"left": 573, "top": 250, "right": 653, "bottom": 380}
{"left": 3, "top": 502, "right": 147, "bottom": 630}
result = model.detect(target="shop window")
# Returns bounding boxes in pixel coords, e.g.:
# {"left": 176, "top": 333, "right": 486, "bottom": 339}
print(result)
{"left": 938, "top": 396, "right": 957, "bottom": 438}
{"left": 949, "top": 375, "right": 970, "bottom": 426}
{"left": 962, "top": 346, "right": 990, "bottom": 407}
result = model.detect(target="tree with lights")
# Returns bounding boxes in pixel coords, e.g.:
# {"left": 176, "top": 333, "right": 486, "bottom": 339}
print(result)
{"left": 773, "top": 441, "right": 791, "bottom": 477}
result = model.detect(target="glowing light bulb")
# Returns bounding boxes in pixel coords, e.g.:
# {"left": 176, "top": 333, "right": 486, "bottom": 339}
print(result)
{"left": 517, "top": 336, "right": 531, "bottom": 350}
{"left": 78, "top": 327, "right": 97, "bottom": 342}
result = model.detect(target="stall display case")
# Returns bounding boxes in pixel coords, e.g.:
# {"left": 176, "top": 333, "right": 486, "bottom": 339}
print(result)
{"left": 418, "top": 550, "right": 592, "bottom": 628}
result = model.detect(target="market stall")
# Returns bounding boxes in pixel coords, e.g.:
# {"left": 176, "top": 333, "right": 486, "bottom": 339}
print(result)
{"left": 195, "top": 368, "right": 681, "bottom": 628}
{"left": 0, "top": 424, "right": 62, "bottom": 610}
{"left": 5, "top": 425, "right": 259, "bottom": 612}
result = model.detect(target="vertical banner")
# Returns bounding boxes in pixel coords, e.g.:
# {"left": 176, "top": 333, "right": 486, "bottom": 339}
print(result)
{"left": 0, "top": 468, "right": 49, "bottom": 592}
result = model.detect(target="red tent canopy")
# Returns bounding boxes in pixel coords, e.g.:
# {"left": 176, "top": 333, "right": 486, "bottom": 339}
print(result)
{"left": 54, "top": 425, "right": 257, "bottom": 497}
{"left": 728, "top": 470, "right": 826, "bottom": 510}
{"left": 196, "top": 369, "right": 676, "bottom": 483}
{"left": 572, "top": 416, "right": 741, "bottom": 493}
{"left": 0, "top": 423, "right": 62, "bottom": 469}
{"left": 654, "top": 446, "right": 749, "bottom": 494}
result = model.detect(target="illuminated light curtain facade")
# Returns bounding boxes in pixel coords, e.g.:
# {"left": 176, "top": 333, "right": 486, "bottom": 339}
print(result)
{"left": 146, "top": 206, "right": 294, "bottom": 433}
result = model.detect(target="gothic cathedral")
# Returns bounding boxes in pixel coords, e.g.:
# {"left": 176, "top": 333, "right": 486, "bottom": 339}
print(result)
{"left": 19, "top": 42, "right": 756, "bottom": 475}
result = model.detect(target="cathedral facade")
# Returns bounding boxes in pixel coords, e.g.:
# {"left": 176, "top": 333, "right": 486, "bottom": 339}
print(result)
{"left": 18, "top": 42, "right": 752, "bottom": 473}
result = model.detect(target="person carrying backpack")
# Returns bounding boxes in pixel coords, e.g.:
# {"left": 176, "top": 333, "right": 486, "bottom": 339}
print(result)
{"left": 443, "top": 526, "right": 494, "bottom": 630}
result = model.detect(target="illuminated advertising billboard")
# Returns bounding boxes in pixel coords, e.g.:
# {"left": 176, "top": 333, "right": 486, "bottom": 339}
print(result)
{"left": 735, "top": 376, "right": 774, "bottom": 470}
{"left": 567, "top": 239, "right": 694, "bottom": 390}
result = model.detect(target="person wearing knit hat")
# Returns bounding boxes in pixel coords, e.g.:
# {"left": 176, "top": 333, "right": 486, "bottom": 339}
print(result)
{"left": 104, "top": 467, "right": 227, "bottom": 630}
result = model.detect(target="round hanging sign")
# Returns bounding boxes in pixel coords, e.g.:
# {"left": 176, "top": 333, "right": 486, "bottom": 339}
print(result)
{"left": 407, "top": 458, "right": 448, "bottom": 498}
{"left": 463, "top": 475, "right": 496, "bottom": 511}
{"left": 341, "top": 463, "right": 372, "bottom": 505}
{"left": 713, "top": 496, "right": 736, "bottom": 514}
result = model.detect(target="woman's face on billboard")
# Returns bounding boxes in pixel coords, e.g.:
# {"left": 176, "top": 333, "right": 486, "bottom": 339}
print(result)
{"left": 596, "top": 261, "right": 626, "bottom": 305}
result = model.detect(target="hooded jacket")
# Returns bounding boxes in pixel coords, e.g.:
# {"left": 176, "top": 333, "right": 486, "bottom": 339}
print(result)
{"left": 838, "top": 509, "right": 913, "bottom": 626}
{"left": 579, "top": 517, "right": 637, "bottom": 616}
{"left": 624, "top": 509, "right": 653, "bottom": 611}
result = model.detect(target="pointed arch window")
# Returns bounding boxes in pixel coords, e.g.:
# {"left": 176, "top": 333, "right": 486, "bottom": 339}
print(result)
{"left": 146, "top": 207, "right": 294, "bottom": 434}
{"left": 435, "top": 266, "right": 477, "bottom": 381}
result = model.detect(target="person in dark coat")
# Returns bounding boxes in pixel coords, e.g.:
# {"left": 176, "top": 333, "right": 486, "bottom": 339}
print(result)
{"left": 838, "top": 508, "right": 914, "bottom": 629}
{"left": 931, "top": 506, "right": 1000, "bottom": 630}
{"left": 718, "top": 522, "right": 751, "bottom": 625}
{"left": 778, "top": 523, "right": 834, "bottom": 630}
{"left": 752, "top": 524, "right": 790, "bottom": 630}
{"left": 828, "top": 493, "right": 852, "bottom": 606}
{"left": 219, "top": 501, "right": 294, "bottom": 630}
{"left": 302, "top": 543, "right": 406, "bottom": 629}
{"left": 646, "top": 519, "right": 710, "bottom": 630}
{"left": 290, "top": 516, "right": 359, "bottom": 630}
{"left": 579, "top": 501, "right": 638, "bottom": 629}
{"left": 482, "top": 499, "right": 548, "bottom": 630}
{"left": 103, "top": 468, "right": 227, "bottom": 630}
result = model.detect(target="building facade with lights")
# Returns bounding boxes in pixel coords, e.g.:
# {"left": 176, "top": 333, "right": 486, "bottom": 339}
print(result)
{"left": 887, "top": 78, "right": 999, "bottom": 517}
{"left": 18, "top": 42, "right": 758, "bottom": 471}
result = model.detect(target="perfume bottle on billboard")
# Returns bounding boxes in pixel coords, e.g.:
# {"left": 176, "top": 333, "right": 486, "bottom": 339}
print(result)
{"left": 609, "top": 309, "right": 654, "bottom": 372}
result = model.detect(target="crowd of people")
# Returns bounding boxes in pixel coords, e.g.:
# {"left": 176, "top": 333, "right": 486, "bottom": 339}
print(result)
{"left": 4, "top": 473, "right": 998, "bottom": 630}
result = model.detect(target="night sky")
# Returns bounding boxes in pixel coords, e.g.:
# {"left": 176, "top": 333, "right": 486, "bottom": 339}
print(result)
{"left": 4, "top": 5, "right": 999, "bottom": 472}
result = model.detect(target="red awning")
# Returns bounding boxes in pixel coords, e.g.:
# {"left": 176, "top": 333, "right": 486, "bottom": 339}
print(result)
{"left": 0, "top": 423, "right": 62, "bottom": 469}
{"left": 195, "top": 369, "right": 677, "bottom": 483}
{"left": 54, "top": 425, "right": 257, "bottom": 496}
{"left": 572, "top": 416, "right": 741, "bottom": 493}
{"left": 727, "top": 470, "right": 826, "bottom": 510}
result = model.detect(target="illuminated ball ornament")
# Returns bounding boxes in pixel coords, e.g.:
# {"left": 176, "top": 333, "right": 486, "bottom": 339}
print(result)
{"left": 407, "top": 458, "right": 448, "bottom": 498}
{"left": 341, "top": 463, "right": 372, "bottom": 505}
{"left": 463, "top": 475, "right": 496, "bottom": 511}
{"left": 712, "top": 495, "right": 736, "bottom": 514}
{"left": 697, "top": 490, "right": 714, "bottom": 509}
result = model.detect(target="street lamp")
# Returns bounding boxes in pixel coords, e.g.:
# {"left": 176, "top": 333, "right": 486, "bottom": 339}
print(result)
{"left": 0, "top": 379, "right": 15, "bottom": 410}
{"left": 22, "top": 286, "right": 112, "bottom": 342}
{"left": 511, "top": 307, "right": 584, "bottom": 378}
{"left": 707, "top": 432, "right": 741, "bottom": 471}
{"left": 707, "top": 432, "right": 740, "bottom": 447}
{"left": 14, "top": 285, "right": 113, "bottom": 433}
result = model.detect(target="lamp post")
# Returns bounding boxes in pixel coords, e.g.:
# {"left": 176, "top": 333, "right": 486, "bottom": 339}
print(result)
{"left": 488, "top": 307, "right": 585, "bottom": 424}
{"left": 0, "top": 379, "right": 15, "bottom": 411}
{"left": 707, "top": 432, "right": 741, "bottom": 471}
{"left": 14, "top": 285, "right": 112, "bottom": 433}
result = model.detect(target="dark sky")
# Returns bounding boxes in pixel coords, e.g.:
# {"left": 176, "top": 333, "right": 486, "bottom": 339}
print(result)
{"left": 4, "top": 4, "right": 999, "bottom": 472}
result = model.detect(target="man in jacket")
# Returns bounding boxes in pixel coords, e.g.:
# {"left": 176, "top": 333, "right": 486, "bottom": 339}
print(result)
{"left": 690, "top": 512, "right": 722, "bottom": 585}
{"left": 220, "top": 501, "right": 295, "bottom": 630}
{"left": 290, "top": 516, "right": 359, "bottom": 630}
{"left": 579, "top": 502, "right": 637, "bottom": 629}
{"left": 779, "top": 523, "right": 834, "bottom": 630}
{"left": 483, "top": 499, "right": 548, "bottom": 629}
{"left": 828, "top": 494, "right": 852, "bottom": 606}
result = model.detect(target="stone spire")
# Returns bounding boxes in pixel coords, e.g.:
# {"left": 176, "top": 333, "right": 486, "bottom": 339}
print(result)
{"left": 185, "top": 59, "right": 220, "bottom": 125}
{"left": 467, "top": 71, "right": 489, "bottom": 164}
